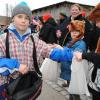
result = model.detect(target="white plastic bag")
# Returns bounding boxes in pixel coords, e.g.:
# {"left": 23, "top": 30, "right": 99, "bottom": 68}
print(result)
{"left": 68, "top": 57, "right": 90, "bottom": 96}
{"left": 40, "top": 58, "right": 60, "bottom": 82}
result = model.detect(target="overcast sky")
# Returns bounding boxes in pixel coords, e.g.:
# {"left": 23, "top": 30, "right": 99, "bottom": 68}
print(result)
{"left": 0, "top": 0, "right": 100, "bottom": 16}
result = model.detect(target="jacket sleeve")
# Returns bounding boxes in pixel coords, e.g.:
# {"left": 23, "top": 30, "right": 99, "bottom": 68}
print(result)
{"left": 82, "top": 53, "right": 100, "bottom": 67}
{"left": 50, "top": 47, "right": 73, "bottom": 62}
{"left": 0, "top": 58, "right": 20, "bottom": 76}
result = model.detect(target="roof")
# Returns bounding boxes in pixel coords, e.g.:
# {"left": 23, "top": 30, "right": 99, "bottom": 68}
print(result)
{"left": 32, "top": 0, "right": 94, "bottom": 12}
{"left": 0, "top": 16, "right": 10, "bottom": 25}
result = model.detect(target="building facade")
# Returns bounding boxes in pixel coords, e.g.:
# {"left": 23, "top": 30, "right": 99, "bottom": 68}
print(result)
{"left": 32, "top": 1, "right": 94, "bottom": 20}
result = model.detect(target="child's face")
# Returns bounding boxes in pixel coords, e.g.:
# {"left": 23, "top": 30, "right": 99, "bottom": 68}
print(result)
{"left": 71, "top": 30, "right": 80, "bottom": 40}
{"left": 12, "top": 14, "right": 30, "bottom": 34}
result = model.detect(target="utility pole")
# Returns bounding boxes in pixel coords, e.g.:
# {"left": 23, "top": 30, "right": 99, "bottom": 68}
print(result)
{"left": 6, "top": 3, "right": 8, "bottom": 17}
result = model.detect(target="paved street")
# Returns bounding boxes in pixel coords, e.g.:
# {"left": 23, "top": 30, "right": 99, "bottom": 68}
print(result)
{"left": 37, "top": 78, "right": 92, "bottom": 100}
{"left": 37, "top": 79, "right": 68, "bottom": 100}
{"left": 37, "top": 82, "right": 67, "bottom": 100}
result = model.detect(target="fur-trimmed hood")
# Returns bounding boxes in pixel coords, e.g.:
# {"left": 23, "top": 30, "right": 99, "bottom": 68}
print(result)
{"left": 88, "top": 3, "right": 100, "bottom": 22}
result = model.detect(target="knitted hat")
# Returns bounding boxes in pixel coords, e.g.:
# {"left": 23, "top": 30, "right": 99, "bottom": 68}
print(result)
{"left": 42, "top": 13, "right": 52, "bottom": 22}
{"left": 88, "top": 3, "right": 100, "bottom": 22}
{"left": 12, "top": 2, "right": 32, "bottom": 21}
{"left": 68, "top": 20, "right": 85, "bottom": 35}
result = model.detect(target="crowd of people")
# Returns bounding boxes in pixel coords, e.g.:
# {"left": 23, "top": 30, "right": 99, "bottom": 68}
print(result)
{"left": 0, "top": 1, "right": 100, "bottom": 100}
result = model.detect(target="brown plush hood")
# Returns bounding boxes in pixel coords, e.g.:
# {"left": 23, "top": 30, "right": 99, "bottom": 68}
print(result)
{"left": 68, "top": 20, "right": 85, "bottom": 36}
{"left": 67, "top": 20, "right": 85, "bottom": 48}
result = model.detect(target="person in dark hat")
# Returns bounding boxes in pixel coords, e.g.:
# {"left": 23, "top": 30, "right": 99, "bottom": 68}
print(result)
{"left": 59, "top": 12, "right": 67, "bottom": 25}
{"left": 39, "top": 13, "right": 58, "bottom": 43}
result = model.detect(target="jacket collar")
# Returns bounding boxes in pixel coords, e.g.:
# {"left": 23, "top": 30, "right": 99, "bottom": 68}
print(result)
{"left": 8, "top": 23, "right": 31, "bottom": 42}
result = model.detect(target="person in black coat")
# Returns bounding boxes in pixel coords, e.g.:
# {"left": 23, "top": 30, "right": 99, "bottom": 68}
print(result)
{"left": 75, "top": 3, "right": 100, "bottom": 100}
{"left": 88, "top": 24, "right": 100, "bottom": 51}
{"left": 75, "top": 37, "right": 100, "bottom": 100}
{"left": 87, "top": 3, "right": 100, "bottom": 52}
{"left": 39, "top": 13, "right": 58, "bottom": 44}
{"left": 59, "top": 12, "right": 67, "bottom": 25}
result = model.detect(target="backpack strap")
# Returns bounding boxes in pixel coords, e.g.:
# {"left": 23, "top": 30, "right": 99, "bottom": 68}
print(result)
{"left": 6, "top": 32, "right": 10, "bottom": 58}
{"left": 5, "top": 32, "right": 42, "bottom": 76}
{"left": 30, "top": 35, "right": 42, "bottom": 76}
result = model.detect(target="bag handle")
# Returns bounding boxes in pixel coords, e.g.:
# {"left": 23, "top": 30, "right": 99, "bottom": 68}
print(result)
{"left": 5, "top": 32, "right": 42, "bottom": 76}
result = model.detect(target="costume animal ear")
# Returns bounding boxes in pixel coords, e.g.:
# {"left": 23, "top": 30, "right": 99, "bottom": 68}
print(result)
{"left": 68, "top": 20, "right": 85, "bottom": 35}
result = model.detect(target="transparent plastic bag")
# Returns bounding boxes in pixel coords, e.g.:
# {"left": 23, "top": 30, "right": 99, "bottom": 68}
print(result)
{"left": 40, "top": 58, "right": 60, "bottom": 82}
{"left": 68, "top": 57, "right": 90, "bottom": 96}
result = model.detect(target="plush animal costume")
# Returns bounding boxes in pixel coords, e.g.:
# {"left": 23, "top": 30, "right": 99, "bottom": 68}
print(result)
{"left": 67, "top": 20, "right": 85, "bottom": 47}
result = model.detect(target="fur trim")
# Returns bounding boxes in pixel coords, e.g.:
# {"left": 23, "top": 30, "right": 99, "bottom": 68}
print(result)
{"left": 96, "top": 37, "right": 100, "bottom": 54}
{"left": 88, "top": 3, "right": 100, "bottom": 22}
{"left": 67, "top": 20, "right": 85, "bottom": 48}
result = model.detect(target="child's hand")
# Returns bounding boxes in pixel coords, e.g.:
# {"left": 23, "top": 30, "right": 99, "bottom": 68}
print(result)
{"left": 55, "top": 45, "right": 63, "bottom": 50}
{"left": 18, "top": 64, "right": 28, "bottom": 74}
{"left": 48, "top": 44, "right": 57, "bottom": 49}
{"left": 74, "top": 52, "right": 82, "bottom": 60}
{"left": 48, "top": 44, "right": 63, "bottom": 50}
